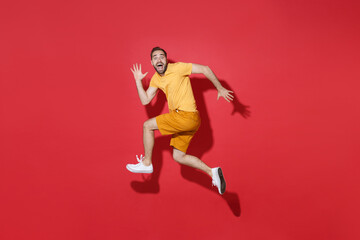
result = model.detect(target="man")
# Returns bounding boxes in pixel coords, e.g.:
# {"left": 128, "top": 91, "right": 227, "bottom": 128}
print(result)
{"left": 126, "top": 47, "right": 234, "bottom": 195}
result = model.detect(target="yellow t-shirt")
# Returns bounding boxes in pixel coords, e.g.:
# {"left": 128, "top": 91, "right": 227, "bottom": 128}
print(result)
{"left": 149, "top": 62, "right": 197, "bottom": 112}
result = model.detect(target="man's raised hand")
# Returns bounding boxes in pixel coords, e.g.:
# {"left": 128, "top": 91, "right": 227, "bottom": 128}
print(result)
{"left": 217, "top": 87, "right": 234, "bottom": 102}
{"left": 130, "top": 63, "right": 148, "bottom": 82}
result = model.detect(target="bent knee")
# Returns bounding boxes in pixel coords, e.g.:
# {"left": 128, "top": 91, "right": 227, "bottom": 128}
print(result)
{"left": 143, "top": 119, "right": 157, "bottom": 131}
{"left": 143, "top": 121, "right": 150, "bottom": 130}
{"left": 173, "top": 151, "right": 185, "bottom": 163}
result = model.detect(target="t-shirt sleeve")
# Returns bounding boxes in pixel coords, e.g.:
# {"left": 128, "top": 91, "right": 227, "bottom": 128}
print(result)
{"left": 149, "top": 75, "right": 158, "bottom": 88}
{"left": 176, "top": 62, "right": 192, "bottom": 76}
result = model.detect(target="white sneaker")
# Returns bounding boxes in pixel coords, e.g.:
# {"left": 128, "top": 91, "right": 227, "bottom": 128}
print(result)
{"left": 212, "top": 167, "right": 226, "bottom": 195}
{"left": 126, "top": 154, "right": 153, "bottom": 174}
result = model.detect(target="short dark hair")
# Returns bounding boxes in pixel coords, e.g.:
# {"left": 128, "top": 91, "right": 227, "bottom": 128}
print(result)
{"left": 151, "top": 47, "right": 167, "bottom": 59}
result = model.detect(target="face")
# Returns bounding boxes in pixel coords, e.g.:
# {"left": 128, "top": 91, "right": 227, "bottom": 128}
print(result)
{"left": 151, "top": 50, "right": 168, "bottom": 75}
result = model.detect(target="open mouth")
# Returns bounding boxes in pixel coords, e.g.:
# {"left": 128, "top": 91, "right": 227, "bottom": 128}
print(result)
{"left": 156, "top": 63, "right": 164, "bottom": 70}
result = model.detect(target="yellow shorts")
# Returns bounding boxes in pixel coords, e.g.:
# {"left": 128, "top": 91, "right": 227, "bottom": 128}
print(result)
{"left": 156, "top": 110, "right": 201, "bottom": 153}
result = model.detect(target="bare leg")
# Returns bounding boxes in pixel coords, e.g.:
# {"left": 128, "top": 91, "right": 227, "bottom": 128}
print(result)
{"left": 142, "top": 118, "right": 159, "bottom": 166}
{"left": 172, "top": 148, "right": 213, "bottom": 177}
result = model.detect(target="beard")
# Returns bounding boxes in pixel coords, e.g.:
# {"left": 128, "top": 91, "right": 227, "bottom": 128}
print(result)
{"left": 154, "top": 63, "right": 168, "bottom": 75}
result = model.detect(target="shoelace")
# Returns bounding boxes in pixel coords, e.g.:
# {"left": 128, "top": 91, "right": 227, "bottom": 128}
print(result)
{"left": 136, "top": 154, "right": 145, "bottom": 163}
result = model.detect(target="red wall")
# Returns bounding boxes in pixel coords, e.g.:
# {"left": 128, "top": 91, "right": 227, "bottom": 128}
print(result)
{"left": 1, "top": 0, "right": 360, "bottom": 239}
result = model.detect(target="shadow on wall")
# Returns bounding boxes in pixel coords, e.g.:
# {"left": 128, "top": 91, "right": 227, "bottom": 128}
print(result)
{"left": 130, "top": 60, "right": 250, "bottom": 217}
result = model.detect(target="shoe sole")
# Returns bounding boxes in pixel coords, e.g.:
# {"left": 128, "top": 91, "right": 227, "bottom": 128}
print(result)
{"left": 126, "top": 165, "right": 153, "bottom": 174}
{"left": 218, "top": 168, "right": 226, "bottom": 195}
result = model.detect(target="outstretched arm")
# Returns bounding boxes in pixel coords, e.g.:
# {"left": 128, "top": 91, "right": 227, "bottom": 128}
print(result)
{"left": 192, "top": 63, "right": 234, "bottom": 102}
{"left": 130, "top": 63, "right": 158, "bottom": 105}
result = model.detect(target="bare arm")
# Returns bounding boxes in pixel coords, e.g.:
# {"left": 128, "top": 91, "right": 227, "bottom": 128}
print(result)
{"left": 130, "top": 63, "right": 158, "bottom": 105}
{"left": 192, "top": 63, "right": 234, "bottom": 102}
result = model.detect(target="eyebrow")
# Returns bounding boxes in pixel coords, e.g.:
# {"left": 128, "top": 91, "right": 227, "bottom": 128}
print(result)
{"left": 153, "top": 53, "right": 165, "bottom": 57}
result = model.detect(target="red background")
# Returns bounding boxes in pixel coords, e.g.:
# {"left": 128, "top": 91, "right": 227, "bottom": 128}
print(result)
{"left": 1, "top": 0, "right": 360, "bottom": 239}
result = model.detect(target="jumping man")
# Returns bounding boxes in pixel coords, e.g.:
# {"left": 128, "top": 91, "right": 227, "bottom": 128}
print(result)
{"left": 126, "top": 47, "right": 234, "bottom": 195}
